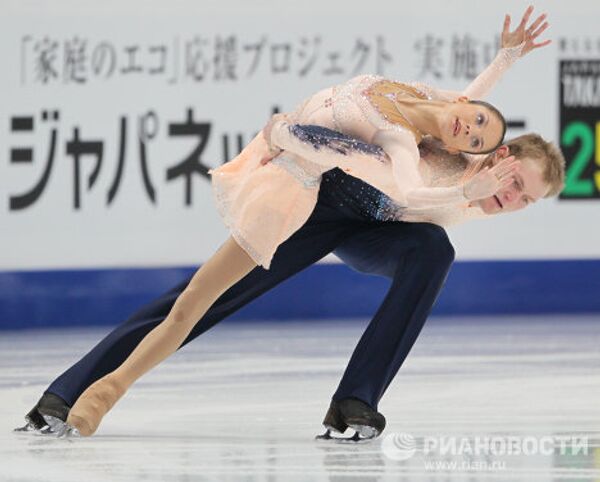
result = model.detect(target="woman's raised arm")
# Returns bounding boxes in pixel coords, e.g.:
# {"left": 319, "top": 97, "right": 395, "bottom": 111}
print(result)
{"left": 414, "top": 6, "right": 551, "bottom": 102}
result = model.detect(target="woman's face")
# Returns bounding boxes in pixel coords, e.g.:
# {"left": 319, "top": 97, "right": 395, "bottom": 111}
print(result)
{"left": 438, "top": 99, "right": 504, "bottom": 154}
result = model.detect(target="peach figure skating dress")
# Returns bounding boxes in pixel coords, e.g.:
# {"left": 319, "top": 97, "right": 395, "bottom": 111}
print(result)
{"left": 211, "top": 44, "right": 524, "bottom": 268}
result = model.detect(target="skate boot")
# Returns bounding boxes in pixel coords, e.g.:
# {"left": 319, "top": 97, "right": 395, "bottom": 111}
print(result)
{"left": 66, "top": 374, "right": 126, "bottom": 437}
{"left": 316, "top": 398, "right": 386, "bottom": 442}
{"left": 14, "top": 393, "right": 71, "bottom": 436}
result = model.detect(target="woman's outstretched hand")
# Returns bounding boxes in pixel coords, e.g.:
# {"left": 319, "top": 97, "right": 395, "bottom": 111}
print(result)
{"left": 463, "top": 156, "right": 521, "bottom": 201}
{"left": 502, "top": 5, "right": 551, "bottom": 56}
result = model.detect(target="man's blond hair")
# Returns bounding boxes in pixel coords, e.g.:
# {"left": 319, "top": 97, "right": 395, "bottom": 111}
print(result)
{"left": 506, "top": 134, "right": 566, "bottom": 198}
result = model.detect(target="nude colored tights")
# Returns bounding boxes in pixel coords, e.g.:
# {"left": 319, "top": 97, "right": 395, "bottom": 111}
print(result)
{"left": 66, "top": 237, "right": 257, "bottom": 436}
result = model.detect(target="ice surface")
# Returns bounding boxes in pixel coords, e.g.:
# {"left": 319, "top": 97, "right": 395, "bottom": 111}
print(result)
{"left": 1, "top": 316, "right": 600, "bottom": 481}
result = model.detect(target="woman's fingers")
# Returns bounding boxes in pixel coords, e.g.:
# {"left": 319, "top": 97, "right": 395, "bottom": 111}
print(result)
{"left": 530, "top": 21, "right": 549, "bottom": 40}
{"left": 495, "top": 154, "right": 517, "bottom": 166}
{"left": 498, "top": 154, "right": 516, "bottom": 163}
{"left": 527, "top": 13, "right": 547, "bottom": 36}
{"left": 491, "top": 158, "right": 520, "bottom": 178}
{"left": 532, "top": 39, "right": 552, "bottom": 50}
{"left": 516, "top": 5, "right": 534, "bottom": 32}
{"left": 496, "top": 163, "right": 521, "bottom": 179}
{"left": 499, "top": 159, "right": 521, "bottom": 172}
{"left": 503, "top": 14, "right": 511, "bottom": 36}
{"left": 491, "top": 155, "right": 517, "bottom": 171}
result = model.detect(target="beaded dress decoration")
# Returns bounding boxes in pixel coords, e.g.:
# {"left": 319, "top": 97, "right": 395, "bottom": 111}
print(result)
{"left": 362, "top": 80, "right": 427, "bottom": 144}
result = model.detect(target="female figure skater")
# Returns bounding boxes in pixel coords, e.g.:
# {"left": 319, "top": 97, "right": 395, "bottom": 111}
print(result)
{"left": 63, "top": 8, "right": 549, "bottom": 437}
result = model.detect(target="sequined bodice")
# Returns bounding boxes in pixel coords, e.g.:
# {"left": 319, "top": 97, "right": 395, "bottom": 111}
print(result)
{"left": 327, "top": 75, "right": 430, "bottom": 144}
{"left": 362, "top": 80, "right": 427, "bottom": 142}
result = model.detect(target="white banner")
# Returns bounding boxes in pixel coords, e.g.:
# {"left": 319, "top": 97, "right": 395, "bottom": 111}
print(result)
{"left": 1, "top": 0, "right": 599, "bottom": 269}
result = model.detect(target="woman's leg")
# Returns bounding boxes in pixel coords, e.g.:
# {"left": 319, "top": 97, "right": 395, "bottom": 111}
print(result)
{"left": 44, "top": 278, "right": 192, "bottom": 407}
{"left": 66, "top": 236, "right": 257, "bottom": 436}
{"left": 43, "top": 201, "right": 349, "bottom": 408}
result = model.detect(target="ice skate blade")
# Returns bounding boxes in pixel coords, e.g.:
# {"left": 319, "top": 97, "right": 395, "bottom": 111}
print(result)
{"left": 42, "top": 415, "right": 80, "bottom": 438}
{"left": 13, "top": 420, "right": 54, "bottom": 435}
{"left": 13, "top": 421, "right": 35, "bottom": 433}
{"left": 13, "top": 422, "right": 50, "bottom": 434}
{"left": 315, "top": 428, "right": 374, "bottom": 443}
{"left": 348, "top": 423, "right": 380, "bottom": 440}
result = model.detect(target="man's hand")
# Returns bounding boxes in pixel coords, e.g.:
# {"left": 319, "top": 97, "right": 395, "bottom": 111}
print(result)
{"left": 463, "top": 156, "right": 521, "bottom": 201}
{"left": 502, "top": 5, "right": 551, "bottom": 56}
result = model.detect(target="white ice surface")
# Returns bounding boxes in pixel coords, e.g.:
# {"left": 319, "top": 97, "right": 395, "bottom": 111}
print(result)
{"left": 1, "top": 316, "right": 600, "bottom": 481}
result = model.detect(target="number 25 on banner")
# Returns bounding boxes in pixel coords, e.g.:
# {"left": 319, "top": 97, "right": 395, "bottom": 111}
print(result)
{"left": 561, "top": 121, "right": 600, "bottom": 198}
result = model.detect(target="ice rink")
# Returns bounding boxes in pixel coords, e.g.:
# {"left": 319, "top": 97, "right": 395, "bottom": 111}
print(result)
{"left": 2, "top": 316, "right": 600, "bottom": 481}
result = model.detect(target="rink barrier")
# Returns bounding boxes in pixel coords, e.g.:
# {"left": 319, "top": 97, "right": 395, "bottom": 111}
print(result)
{"left": 1, "top": 259, "right": 599, "bottom": 329}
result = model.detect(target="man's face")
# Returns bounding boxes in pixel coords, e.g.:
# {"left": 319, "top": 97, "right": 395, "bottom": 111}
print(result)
{"left": 476, "top": 148, "right": 549, "bottom": 215}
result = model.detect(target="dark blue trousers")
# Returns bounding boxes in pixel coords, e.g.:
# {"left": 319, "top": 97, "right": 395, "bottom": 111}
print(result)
{"left": 46, "top": 170, "right": 455, "bottom": 411}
